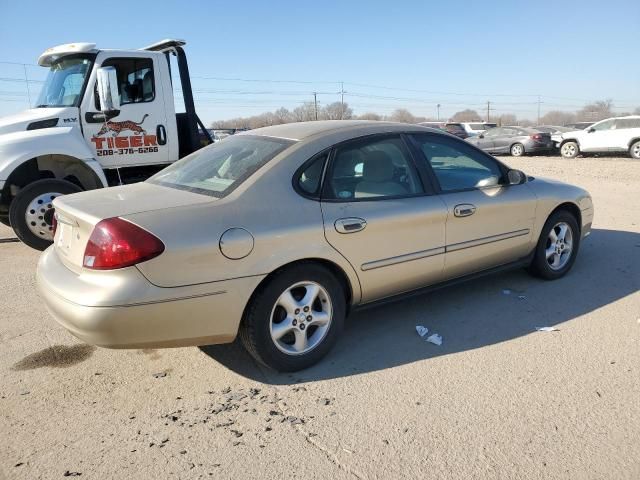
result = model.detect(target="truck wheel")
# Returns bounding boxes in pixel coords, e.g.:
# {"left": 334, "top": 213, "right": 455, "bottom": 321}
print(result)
{"left": 8, "top": 179, "right": 82, "bottom": 250}
{"left": 561, "top": 141, "right": 579, "bottom": 158}
{"left": 630, "top": 141, "right": 640, "bottom": 160}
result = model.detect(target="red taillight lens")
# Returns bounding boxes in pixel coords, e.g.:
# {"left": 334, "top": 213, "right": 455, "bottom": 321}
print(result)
{"left": 51, "top": 213, "right": 58, "bottom": 237}
{"left": 83, "top": 217, "right": 164, "bottom": 270}
{"left": 531, "top": 134, "right": 543, "bottom": 140}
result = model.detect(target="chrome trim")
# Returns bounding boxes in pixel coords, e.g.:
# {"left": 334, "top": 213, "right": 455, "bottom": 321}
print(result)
{"left": 361, "top": 246, "right": 445, "bottom": 271}
{"left": 446, "top": 229, "right": 530, "bottom": 252}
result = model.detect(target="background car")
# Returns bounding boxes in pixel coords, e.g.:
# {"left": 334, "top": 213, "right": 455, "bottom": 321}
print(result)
{"left": 564, "top": 121, "right": 595, "bottom": 130}
{"left": 536, "top": 125, "right": 574, "bottom": 148}
{"left": 466, "top": 126, "right": 554, "bottom": 156}
{"left": 418, "top": 121, "right": 469, "bottom": 139}
{"left": 559, "top": 116, "right": 640, "bottom": 159}
{"left": 37, "top": 121, "right": 593, "bottom": 371}
{"left": 460, "top": 122, "right": 497, "bottom": 137}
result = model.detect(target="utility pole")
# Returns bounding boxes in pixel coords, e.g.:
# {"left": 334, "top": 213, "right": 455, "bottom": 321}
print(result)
{"left": 486, "top": 100, "right": 491, "bottom": 123}
{"left": 437, "top": 103, "right": 441, "bottom": 121}
{"left": 340, "top": 82, "right": 344, "bottom": 120}
{"left": 537, "top": 95, "right": 541, "bottom": 125}
{"left": 313, "top": 92, "right": 318, "bottom": 121}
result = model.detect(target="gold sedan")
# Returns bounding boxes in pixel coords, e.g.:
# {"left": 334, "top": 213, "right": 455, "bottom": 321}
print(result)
{"left": 37, "top": 121, "right": 593, "bottom": 371}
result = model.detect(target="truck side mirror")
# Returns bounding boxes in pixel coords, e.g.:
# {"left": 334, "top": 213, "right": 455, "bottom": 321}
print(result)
{"left": 96, "top": 67, "right": 120, "bottom": 113}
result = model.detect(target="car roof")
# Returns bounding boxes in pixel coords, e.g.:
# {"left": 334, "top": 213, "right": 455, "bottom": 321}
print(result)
{"left": 241, "top": 120, "right": 438, "bottom": 141}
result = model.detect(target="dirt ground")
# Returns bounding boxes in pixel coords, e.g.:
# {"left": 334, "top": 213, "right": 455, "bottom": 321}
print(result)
{"left": 1, "top": 156, "right": 639, "bottom": 480}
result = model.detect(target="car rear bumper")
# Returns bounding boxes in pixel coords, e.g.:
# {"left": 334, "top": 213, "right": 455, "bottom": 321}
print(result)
{"left": 36, "top": 247, "right": 264, "bottom": 349}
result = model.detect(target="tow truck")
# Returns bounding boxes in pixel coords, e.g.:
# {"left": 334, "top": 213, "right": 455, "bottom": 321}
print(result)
{"left": 0, "top": 39, "right": 212, "bottom": 249}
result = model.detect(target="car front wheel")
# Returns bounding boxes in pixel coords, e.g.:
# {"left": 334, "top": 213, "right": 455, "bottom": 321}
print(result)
{"left": 528, "top": 210, "right": 580, "bottom": 280}
{"left": 240, "top": 263, "right": 346, "bottom": 371}
{"left": 8, "top": 179, "right": 82, "bottom": 250}
{"left": 560, "top": 141, "right": 579, "bottom": 159}
{"left": 629, "top": 140, "right": 640, "bottom": 160}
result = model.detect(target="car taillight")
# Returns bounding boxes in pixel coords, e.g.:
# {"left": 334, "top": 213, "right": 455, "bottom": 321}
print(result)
{"left": 83, "top": 217, "right": 164, "bottom": 270}
{"left": 531, "top": 134, "right": 543, "bottom": 140}
{"left": 51, "top": 213, "right": 58, "bottom": 237}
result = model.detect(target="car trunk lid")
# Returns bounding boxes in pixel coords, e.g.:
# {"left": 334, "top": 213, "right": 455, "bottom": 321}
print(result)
{"left": 51, "top": 182, "right": 214, "bottom": 273}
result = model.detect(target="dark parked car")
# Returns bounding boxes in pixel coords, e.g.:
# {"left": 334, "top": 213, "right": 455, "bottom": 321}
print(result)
{"left": 466, "top": 126, "right": 554, "bottom": 156}
{"left": 418, "top": 122, "right": 468, "bottom": 139}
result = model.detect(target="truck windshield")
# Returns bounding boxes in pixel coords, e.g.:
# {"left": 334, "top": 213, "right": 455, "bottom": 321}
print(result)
{"left": 35, "top": 56, "right": 93, "bottom": 108}
{"left": 150, "top": 135, "right": 295, "bottom": 197}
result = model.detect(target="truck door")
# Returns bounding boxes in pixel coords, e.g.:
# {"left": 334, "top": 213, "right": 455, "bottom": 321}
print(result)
{"left": 81, "top": 53, "right": 170, "bottom": 169}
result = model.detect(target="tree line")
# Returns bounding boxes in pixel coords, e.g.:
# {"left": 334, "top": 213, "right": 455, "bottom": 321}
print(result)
{"left": 211, "top": 99, "right": 640, "bottom": 129}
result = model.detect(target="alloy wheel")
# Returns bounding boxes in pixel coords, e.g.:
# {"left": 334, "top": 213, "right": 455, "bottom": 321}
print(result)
{"left": 545, "top": 222, "right": 574, "bottom": 270}
{"left": 24, "top": 192, "right": 61, "bottom": 241}
{"left": 269, "top": 281, "right": 333, "bottom": 355}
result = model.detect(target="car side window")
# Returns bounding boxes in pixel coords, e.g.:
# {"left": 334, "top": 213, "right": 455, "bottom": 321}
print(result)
{"left": 297, "top": 152, "right": 327, "bottom": 197}
{"left": 326, "top": 136, "right": 422, "bottom": 200}
{"left": 411, "top": 134, "right": 504, "bottom": 192}
{"left": 484, "top": 128, "right": 500, "bottom": 137}
{"left": 591, "top": 119, "right": 615, "bottom": 131}
{"left": 94, "top": 57, "right": 155, "bottom": 108}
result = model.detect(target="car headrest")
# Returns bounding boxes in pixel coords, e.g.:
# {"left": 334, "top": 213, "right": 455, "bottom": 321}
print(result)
{"left": 363, "top": 150, "right": 395, "bottom": 182}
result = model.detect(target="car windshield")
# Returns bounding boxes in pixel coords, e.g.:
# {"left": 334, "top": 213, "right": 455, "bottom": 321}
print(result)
{"left": 35, "top": 55, "right": 93, "bottom": 108}
{"left": 150, "top": 135, "right": 294, "bottom": 197}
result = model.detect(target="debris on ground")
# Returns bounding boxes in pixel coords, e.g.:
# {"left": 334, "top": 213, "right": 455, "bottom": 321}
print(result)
{"left": 416, "top": 325, "right": 428, "bottom": 337}
{"left": 426, "top": 333, "right": 443, "bottom": 346}
{"left": 535, "top": 327, "right": 559, "bottom": 332}
{"left": 152, "top": 372, "right": 167, "bottom": 378}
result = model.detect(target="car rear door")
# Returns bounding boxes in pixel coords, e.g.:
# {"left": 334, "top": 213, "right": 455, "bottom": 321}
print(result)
{"left": 319, "top": 134, "right": 448, "bottom": 303}
{"left": 409, "top": 133, "right": 538, "bottom": 280}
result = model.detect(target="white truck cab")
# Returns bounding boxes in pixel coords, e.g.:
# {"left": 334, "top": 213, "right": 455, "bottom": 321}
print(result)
{"left": 0, "top": 39, "right": 211, "bottom": 249}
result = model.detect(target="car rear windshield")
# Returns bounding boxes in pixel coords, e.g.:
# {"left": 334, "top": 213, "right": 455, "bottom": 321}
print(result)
{"left": 468, "top": 123, "right": 486, "bottom": 130}
{"left": 149, "top": 135, "right": 294, "bottom": 197}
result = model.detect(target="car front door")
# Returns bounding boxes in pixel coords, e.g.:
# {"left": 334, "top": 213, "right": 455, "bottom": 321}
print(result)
{"left": 579, "top": 119, "right": 615, "bottom": 152}
{"left": 467, "top": 128, "right": 500, "bottom": 152}
{"left": 409, "top": 133, "right": 538, "bottom": 280}
{"left": 320, "top": 134, "right": 448, "bottom": 303}
{"left": 81, "top": 53, "right": 170, "bottom": 169}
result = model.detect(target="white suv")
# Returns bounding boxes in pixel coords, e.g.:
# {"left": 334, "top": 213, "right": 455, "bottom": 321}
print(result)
{"left": 559, "top": 116, "right": 640, "bottom": 159}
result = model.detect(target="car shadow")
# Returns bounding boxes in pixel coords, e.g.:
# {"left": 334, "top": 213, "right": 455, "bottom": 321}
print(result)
{"left": 200, "top": 228, "right": 639, "bottom": 384}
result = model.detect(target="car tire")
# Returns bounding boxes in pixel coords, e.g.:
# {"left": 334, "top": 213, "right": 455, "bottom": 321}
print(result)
{"left": 510, "top": 143, "right": 525, "bottom": 157}
{"left": 629, "top": 140, "right": 640, "bottom": 160}
{"left": 528, "top": 210, "right": 580, "bottom": 280}
{"left": 8, "top": 179, "right": 82, "bottom": 251}
{"left": 240, "top": 262, "right": 346, "bottom": 372}
{"left": 560, "top": 141, "right": 579, "bottom": 159}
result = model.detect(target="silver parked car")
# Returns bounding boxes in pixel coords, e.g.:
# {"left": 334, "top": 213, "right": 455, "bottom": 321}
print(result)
{"left": 37, "top": 121, "right": 593, "bottom": 371}
{"left": 466, "top": 126, "right": 554, "bottom": 156}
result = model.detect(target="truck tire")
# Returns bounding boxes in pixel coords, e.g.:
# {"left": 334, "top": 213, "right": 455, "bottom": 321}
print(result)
{"left": 9, "top": 179, "right": 82, "bottom": 251}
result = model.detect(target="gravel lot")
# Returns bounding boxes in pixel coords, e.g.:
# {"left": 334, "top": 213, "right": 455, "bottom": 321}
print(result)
{"left": 1, "top": 156, "right": 639, "bottom": 480}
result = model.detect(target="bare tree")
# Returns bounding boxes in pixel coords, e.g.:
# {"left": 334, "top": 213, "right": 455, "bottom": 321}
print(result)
{"left": 292, "top": 102, "right": 317, "bottom": 122}
{"left": 451, "top": 109, "right": 482, "bottom": 122}
{"left": 273, "top": 107, "right": 293, "bottom": 124}
{"left": 322, "top": 101, "right": 354, "bottom": 120}
{"left": 357, "top": 112, "right": 382, "bottom": 121}
{"left": 540, "top": 110, "right": 576, "bottom": 126}
{"left": 389, "top": 109, "right": 416, "bottom": 123}
{"left": 577, "top": 99, "right": 613, "bottom": 121}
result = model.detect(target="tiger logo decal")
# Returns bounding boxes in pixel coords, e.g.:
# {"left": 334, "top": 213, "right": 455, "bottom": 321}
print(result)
{"left": 96, "top": 114, "right": 149, "bottom": 136}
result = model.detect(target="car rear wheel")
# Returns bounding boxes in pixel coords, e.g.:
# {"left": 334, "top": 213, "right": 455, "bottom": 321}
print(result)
{"left": 510, "top": 143, "right": 525, "bottom": 157}
{"left": 629, "top": 141, "right": 640, "bottom": 160}
{"left": 8, "top": 179, "right": 82, "bottom": 251}
{"left": 561, "top": 141, "right": 579, "bottom": 159}
{"left": 528, "top": 210, "right": 580, "bottom": 280}
{"left": 240, "top": 263, "right": 346, "bottom": 372}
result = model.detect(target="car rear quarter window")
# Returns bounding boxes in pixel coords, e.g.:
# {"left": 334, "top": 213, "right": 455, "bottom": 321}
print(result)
{"left": 296, "top": 152, "right": 328, "bottom": 197}
{"left": 150, "top": 135, "right": 294, "bottom": 197}
{"left": 411, "top": 134, "right": 504, "bottom": 192}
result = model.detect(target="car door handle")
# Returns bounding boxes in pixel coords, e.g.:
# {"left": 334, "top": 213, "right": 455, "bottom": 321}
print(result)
{"left": 453, "top": 204, "right": 476, "bottom": 217}
{"left": 335, "top": 217, "right": 367, "bottom": 234}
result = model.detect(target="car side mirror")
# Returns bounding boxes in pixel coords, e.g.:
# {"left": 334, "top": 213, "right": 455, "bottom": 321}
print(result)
{"left": 588, "top": 127, "right": 595, "bottom": 133}
{"left": 507, "top": 169, "right": 527, "bottom": 185}
{"left": 96, "top": 66, "right": 120, "bottom": 114}
{"left": 478, "top": 134, "right": 484, "bottom": 139}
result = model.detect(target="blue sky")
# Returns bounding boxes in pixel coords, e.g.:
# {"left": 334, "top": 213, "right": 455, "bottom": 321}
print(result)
{"left": 1, "top": 0, "right": 639, "bottom": 122}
